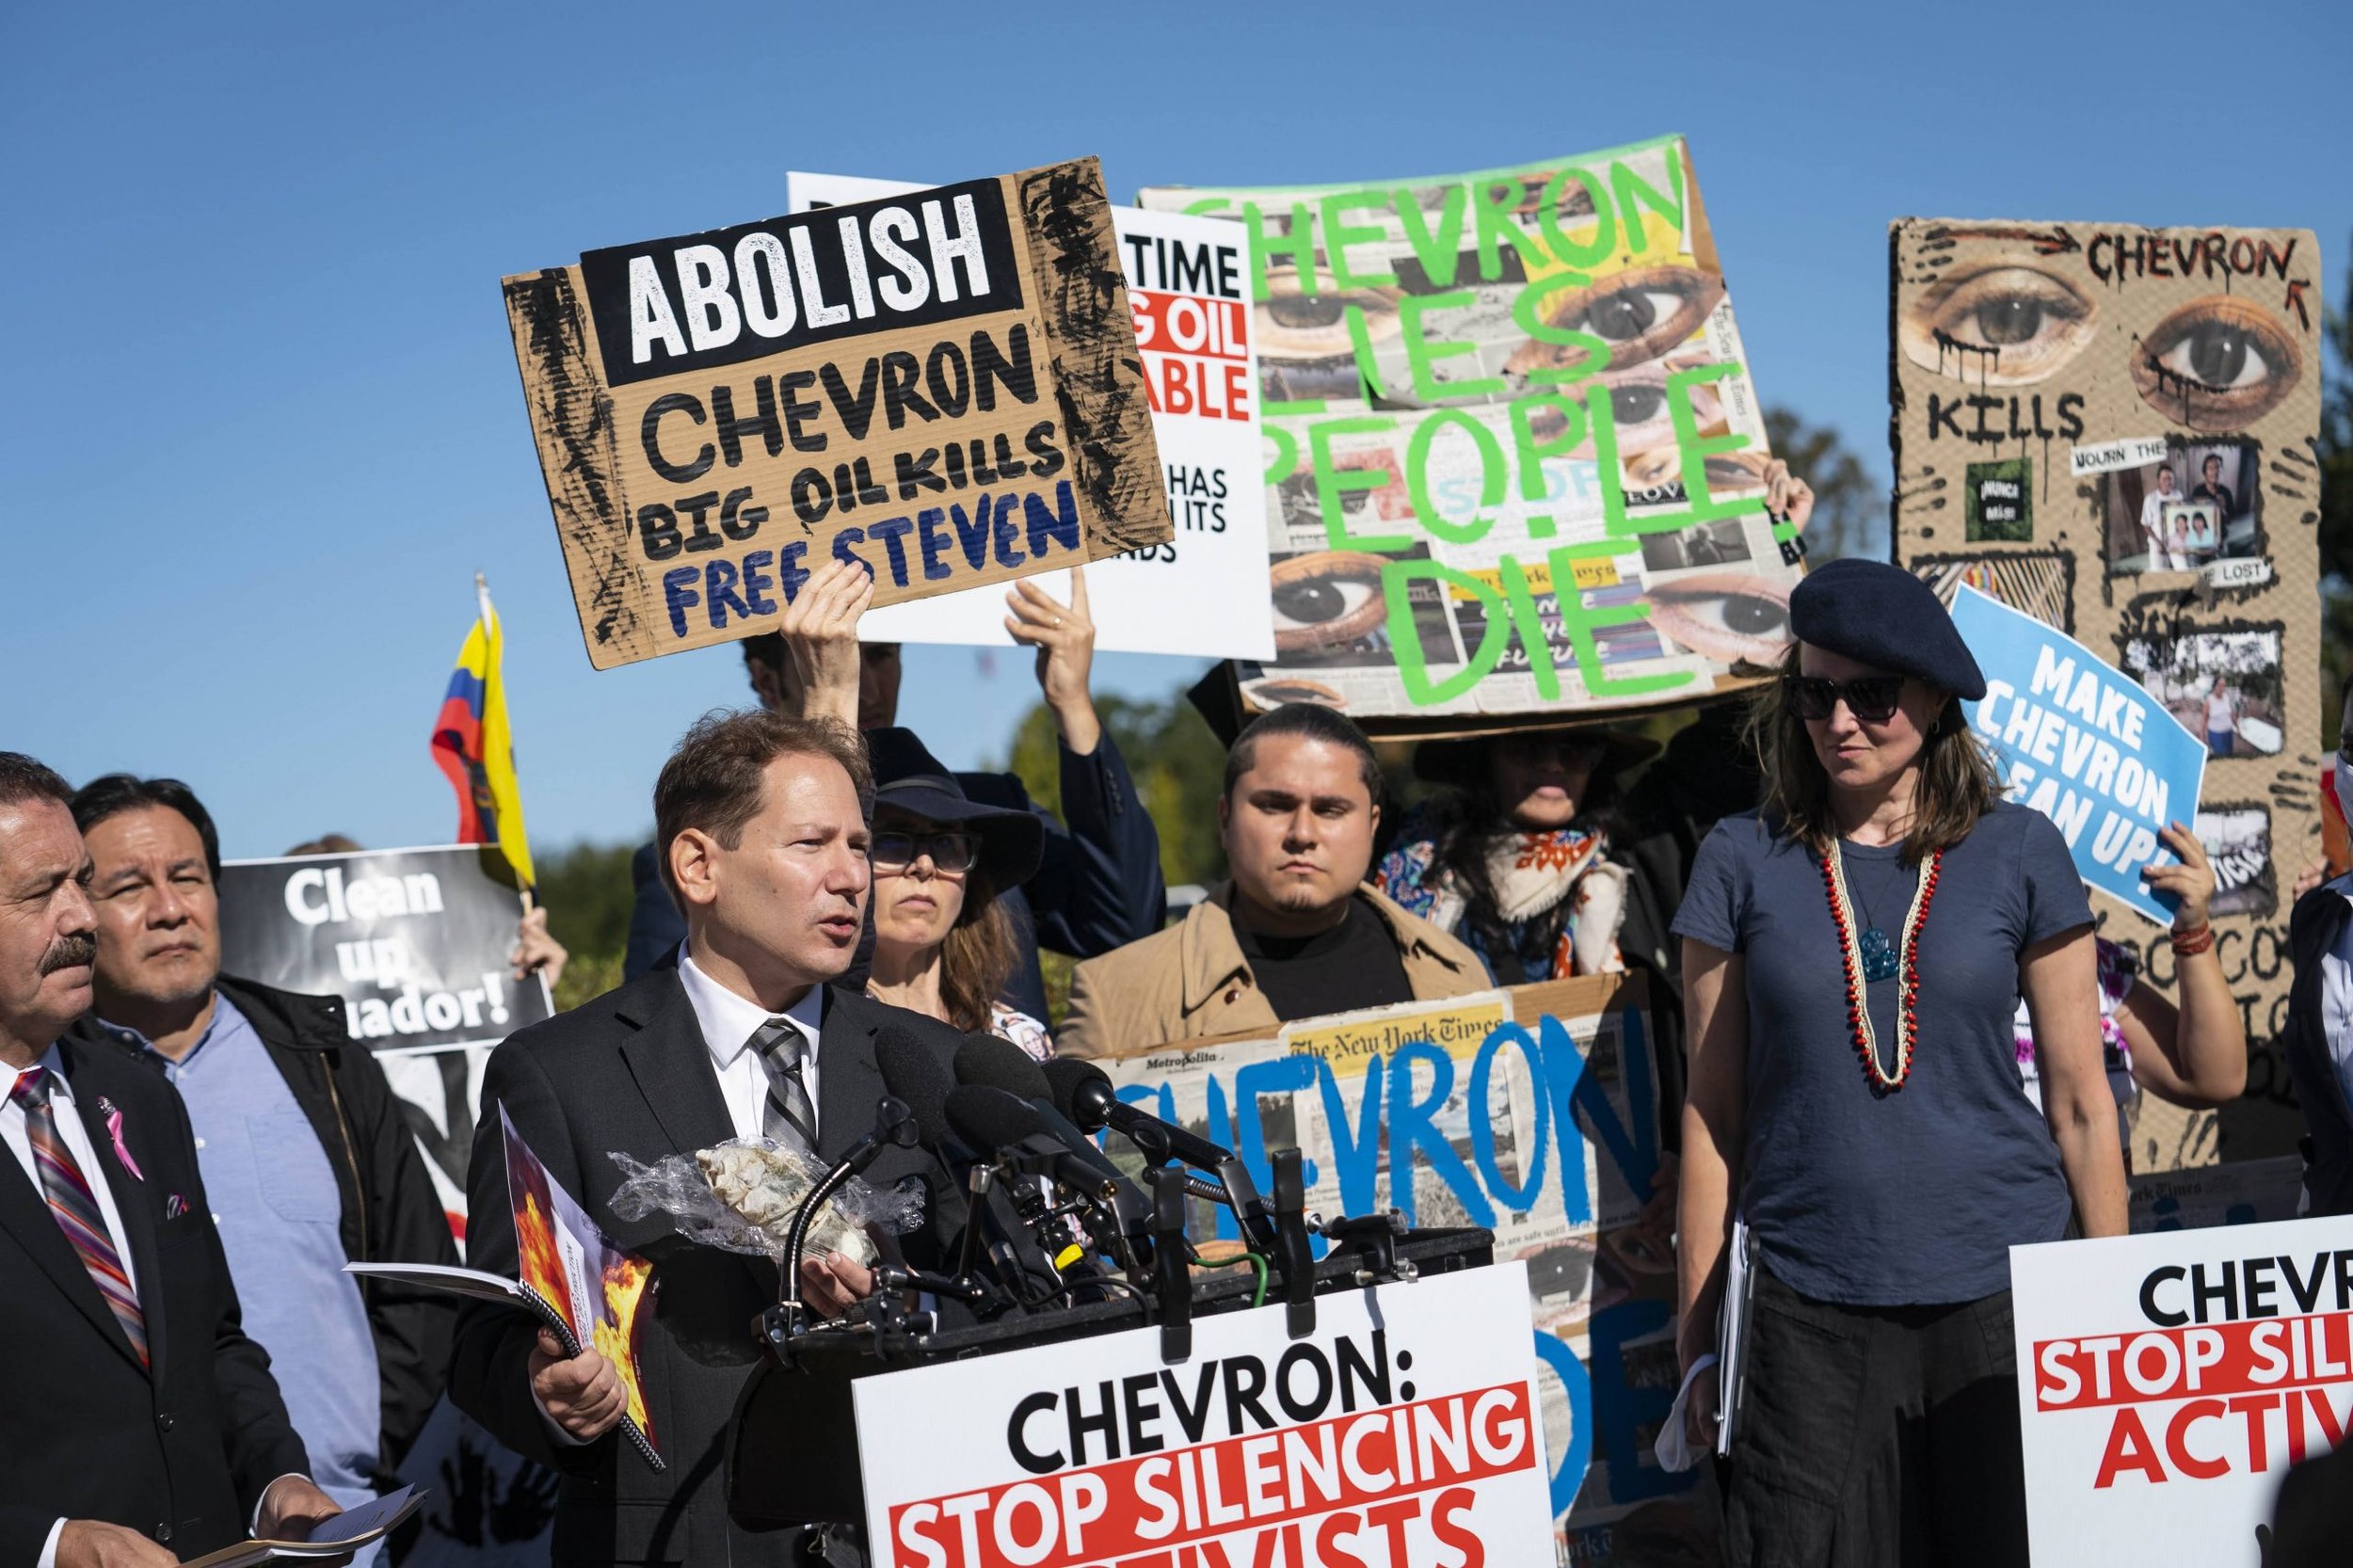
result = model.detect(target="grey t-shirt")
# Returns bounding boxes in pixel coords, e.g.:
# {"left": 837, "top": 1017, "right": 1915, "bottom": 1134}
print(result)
{"left": 1673, "top": 803, "right": 2093, "bottom": 1306}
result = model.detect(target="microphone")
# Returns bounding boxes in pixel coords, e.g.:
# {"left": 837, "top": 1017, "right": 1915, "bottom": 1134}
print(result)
{"left": 1040, "top": 1058, "right": 1277, "bottom": 1250}
{"left": 954, "top": 1032, "right": 1051, "bottom": 1098}
{"left": 775, "top": 1090, "right": 918, "bottom": 1334}
{"left": 875, "top": 1027, "right": 959, "bottom": 1155}
{"left": 943, "top": 1085, "right": 1091, "bottom": 1298}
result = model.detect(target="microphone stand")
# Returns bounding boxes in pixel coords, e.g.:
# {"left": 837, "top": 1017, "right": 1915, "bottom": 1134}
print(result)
{"left": 756, "top": 1096, "right": 916, "bottom": 1368}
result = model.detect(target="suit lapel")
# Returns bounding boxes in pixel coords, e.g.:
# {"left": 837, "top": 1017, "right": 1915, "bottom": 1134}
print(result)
{"left": 815, "top": 988, "right": 883, "bottom": 1164}
{"left": 616, "top": 971, "right": 737, "bottom": 1161}
{"left": 71, "top": 1057, "right": 166, "bottom": 1384}
{"left": 0, "top": 1048, "right": 152, "bottom": 1377}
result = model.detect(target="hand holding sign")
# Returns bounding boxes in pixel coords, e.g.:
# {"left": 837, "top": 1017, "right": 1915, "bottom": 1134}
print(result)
{"left": 1004, "top": 566, "right": 1099, "bottom": 755}
{"left": 2140, "top": 821, "right": 2215, "bottom": 931}
{"left": 776, "top": 557, "right": 876, "bottom": 729}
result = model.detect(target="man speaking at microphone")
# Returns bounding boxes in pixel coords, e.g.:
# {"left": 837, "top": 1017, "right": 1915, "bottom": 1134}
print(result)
{"left": 448, "top": 712, "right": 965, "bottom": 1567}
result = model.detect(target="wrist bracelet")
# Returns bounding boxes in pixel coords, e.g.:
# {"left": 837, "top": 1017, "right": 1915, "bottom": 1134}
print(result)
{"left": 2170, "top": 922, "right": 2215, "bottom": 956}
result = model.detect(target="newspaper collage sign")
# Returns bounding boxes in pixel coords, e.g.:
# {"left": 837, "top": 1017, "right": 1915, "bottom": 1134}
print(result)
{"left": 1098, "top": 976, "right": 1710, "bottom": 1561}
{"left": 791, "top": 171, "right": 1275, "bottom": 661}
{"left": 1892, "top": 219, "right": 2324, "bottom": 1066}
{"left": 2012, "top": 1215, "right": 2353, "bottom": 1565}
{"left": 854, "top": 1263, "right": 1553, "bottom": 1568}
{"left": 1140, "top": 136, "right": 1803, "bottom": 732}
{"left": 503, "top": 158, "right": 1170, "bottom": 669}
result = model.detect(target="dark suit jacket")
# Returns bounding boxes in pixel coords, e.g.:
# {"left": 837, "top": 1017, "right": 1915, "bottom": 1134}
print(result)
{"left": 2282, "top": 881, "right": 2353, "bottom": 1214}
{"left": 0, "top": 1037, "right": 310, "bottom": 1561}
{"left": 447, "top": 970, "right": 965, "bottom": 1566}
{"left": 623, "top": 733, "right": 1168, "bottom": 1016}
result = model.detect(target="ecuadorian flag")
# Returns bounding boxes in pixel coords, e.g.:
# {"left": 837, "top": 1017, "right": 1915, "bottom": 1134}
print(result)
{"left": 431, "top": 580, "right": 535, "bottom": 889}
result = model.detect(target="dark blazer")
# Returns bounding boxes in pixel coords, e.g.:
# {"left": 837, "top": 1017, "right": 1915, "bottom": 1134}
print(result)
{"left": 447, "top": 969, "right": 965, "bottom": 1566}
{"left": 2282, "top": 881, "right": 2353, "bottom": 1215}
{"left": 71, "top": 974, "right": 461, "bottom": 1479}
{"left": 623, "top": 733, "right": 1169, "bottom": 1016}
{"left": 0, "top": 1036, "right": 310, "bottom": 1562}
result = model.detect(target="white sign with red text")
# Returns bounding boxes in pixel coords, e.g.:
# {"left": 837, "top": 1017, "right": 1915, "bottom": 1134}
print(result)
{"left": 853, "top": 1263, "right": 1552, "bottom": 1568}
{"left": 2012, "top": 1216, "right": 2353, "bottom": 1566}
{"left": 789, "top": 172, "right": 1273, "bottom": 659}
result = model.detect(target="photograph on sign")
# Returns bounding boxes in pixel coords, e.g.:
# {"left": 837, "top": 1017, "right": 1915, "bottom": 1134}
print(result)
{"left": 216, "top": 845, "right": 553, "bottom": 1058}
{"left": 1912, "top": 549, "right": 2076, "bottom": 634}
{"left": 785, "top": 172, "right": 1274, "bottom": 660}
{"left": 1094, "top": 977, "right": 1714, "bottom": 1557}
{"left": 2010, "top": 1214, "right": 2353, "bottom": 1566}
{"left": 1140, "top": 137, "right": 1805, "bottom": 728}
{"left": 2196, "top": 804, "right": 2278, "bottom": 919}
{"left": 1951, "top": 585, "right": 2207, "bottom": 926}
{"left": 852, "top": 1263, "right": 1556, "bottom": 1568}
{"left": 2118, "top": 625, "right": 2286, "bottom": 760}
{"left": 502, "top": 158, "right": 1169, "bottom": 669}
{"left": 2102, "top": 440, "right": 2262, "bottom": 574}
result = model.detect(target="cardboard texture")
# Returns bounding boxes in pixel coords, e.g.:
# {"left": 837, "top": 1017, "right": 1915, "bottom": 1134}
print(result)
{"left": 1139, "top": 137, "right": 1804, "bottom": 737}
{"left": 1892, "top": 218, "right": 2323, "bottom": 1167}
{"left": 503, "top": 159, "right": 1170, "bottom": 669}
{"left": 1096, "top": 977, "right": 1719, "bottom": 1561}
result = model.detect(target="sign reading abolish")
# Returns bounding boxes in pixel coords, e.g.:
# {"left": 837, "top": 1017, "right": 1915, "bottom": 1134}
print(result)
{"left": 1139, "top": 136, "right": 1802, "bottom": 726}
{"left": 504, "top": 159, "right": 1170, "bottom": 669}
{"left": 1953, "top": 584, "right": 2206, "bottom": 925}
{"left": 2011, "top": 1215, "right": 2353, "bottom": 1566}
{"left": 216, "top": 846, "right": 553, "bottom": 1057}
{"left": 1098, "top": 978, "right": 1706, "bottom": 1560}
{"left": 853, "top": 1264, "right": 1552, "bottom": 1568}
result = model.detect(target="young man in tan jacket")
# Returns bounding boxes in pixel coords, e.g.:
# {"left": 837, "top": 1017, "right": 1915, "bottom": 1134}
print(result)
{"left": 1057, "top": 706, "right": 1486, "bottom": 1057}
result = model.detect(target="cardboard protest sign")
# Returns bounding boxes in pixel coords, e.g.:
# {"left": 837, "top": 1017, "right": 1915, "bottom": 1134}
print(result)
{"left": 1139, "top": 137, "right": 1804, "bottom": 733}
{"left": 217, "top": 846, "right": 553, "bottom": 1057}
{"left": 2011, "top": 1215, "right": 2353, "bottom": 1565}
{"left": 792, "top": 172, "right": 1275, "bottom": 660}
{"left": 503, "top": 159, "right": 1171, "bottom": 669}
{"left": 1894, "top": 219, "right": 2323, "bottom": 1119}
{"left": 1952, "top": 584, "right": 2207, "bottom": 924}
{"left": 1096, "top": 977, "right": 1716, "bottom": 1560}
{"left": 853, "top": 1263, "right": 1553, "bottom": 1568}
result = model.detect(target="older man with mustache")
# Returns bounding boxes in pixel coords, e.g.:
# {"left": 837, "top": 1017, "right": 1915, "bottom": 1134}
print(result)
{"left": 0, "top": 753, "right": 344, "bottom": 1567}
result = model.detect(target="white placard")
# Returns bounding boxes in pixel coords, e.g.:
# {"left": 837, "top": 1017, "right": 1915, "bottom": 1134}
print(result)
{"left": 853, "top": 1263, "right": 1553, "bottom": 1568}
{"left": 2011, "top": 1216, "right": 2353, "bottom": 1566}
{"left": 2070, "top": 435, "right": 2172, "bottom": 477}
{"left": 790, "top": 172, "right": 1274, "bottom": 660}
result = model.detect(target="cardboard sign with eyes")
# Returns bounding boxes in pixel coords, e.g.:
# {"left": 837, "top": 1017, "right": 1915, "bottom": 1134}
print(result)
{"left": 1142, "top": 136, "right": 1804, "bottom": 730}
{"left": 1891, "top": 218, "right": 2321, "bottom": 1059}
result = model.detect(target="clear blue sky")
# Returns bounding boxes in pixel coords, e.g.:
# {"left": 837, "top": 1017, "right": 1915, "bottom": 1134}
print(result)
{"left": 5, "top": 0, "right": 2347, "bottom": 861}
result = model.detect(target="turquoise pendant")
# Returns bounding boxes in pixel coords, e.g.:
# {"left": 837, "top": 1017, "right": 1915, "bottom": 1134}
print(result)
{"left": 1858, "top": 927, "right": 1900, "bottom": 984}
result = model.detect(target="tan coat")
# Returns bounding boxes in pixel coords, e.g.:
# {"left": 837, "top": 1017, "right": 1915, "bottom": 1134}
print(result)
{"left": 1056, "top": 882, "right": 1490, "bottom": 1059}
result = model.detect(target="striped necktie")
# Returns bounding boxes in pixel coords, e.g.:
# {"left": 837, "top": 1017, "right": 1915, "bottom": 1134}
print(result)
{"left": 752, "top": 1018, "right": 818, "bottom": 1154}
{"left": 13, "top": 1067, "right": 148, "bottom": 1368}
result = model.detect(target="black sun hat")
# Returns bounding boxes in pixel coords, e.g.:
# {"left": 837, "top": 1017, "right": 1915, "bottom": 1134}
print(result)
{"left": 863, "top": 728, "right": 1044, "bottom": 888}
{"left": 1412, "top": 722, "right": 1662, "bottom": 791}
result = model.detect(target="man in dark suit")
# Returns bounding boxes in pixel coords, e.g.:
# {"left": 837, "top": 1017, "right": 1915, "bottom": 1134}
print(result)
{"left": 0, "top": 753, "right": 346, "bottom": 1566}
{"left": 449, "top": 712, "right": 966, "bottom": 1567}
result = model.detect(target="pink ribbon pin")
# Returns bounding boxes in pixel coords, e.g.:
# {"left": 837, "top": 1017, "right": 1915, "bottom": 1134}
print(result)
{"left": 103, "top": 1102, "right": 143, "bottom": 1182}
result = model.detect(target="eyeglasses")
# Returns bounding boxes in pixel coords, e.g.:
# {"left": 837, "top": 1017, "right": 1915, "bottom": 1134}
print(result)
{"left": 870, "top": 830, "right": 981, "bottom": 873}
{"left": 1784, "top": 675, "right": 1906, "bottom": 725}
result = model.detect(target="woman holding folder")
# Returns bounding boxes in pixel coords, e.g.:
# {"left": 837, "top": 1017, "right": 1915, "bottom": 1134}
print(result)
{"left": 1672, "top": 560, "right": 2126, "bottom": 1566}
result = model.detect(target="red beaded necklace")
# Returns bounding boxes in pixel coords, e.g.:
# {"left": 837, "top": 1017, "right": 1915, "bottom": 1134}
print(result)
{"left": 1820, "top": 841, "right": 1943, "bottom": 1092}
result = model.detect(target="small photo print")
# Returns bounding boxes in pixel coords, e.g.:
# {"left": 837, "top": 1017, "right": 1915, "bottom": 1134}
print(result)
{"left": 1911, "top": 551, "right": 2074, "bottom": 633}
{"left": 2104, "top": 440, "right": 2261, "bottom": 574}
{"left": 2118, "top": 627, "right": 2284, "bottom": 759}
{"left": 1965, "top": 457, "right": 2033, "bottom": 542}
{"left": 1639, "top": 518, "right": 1753, "bottom": 572}
{"left": 2195, "top": 807, "right": 2276, "bottom": 920}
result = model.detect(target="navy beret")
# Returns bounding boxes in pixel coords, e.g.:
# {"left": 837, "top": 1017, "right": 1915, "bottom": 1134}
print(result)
{"left": 1787, "top": 559, "right": 1986, "bottom": 700}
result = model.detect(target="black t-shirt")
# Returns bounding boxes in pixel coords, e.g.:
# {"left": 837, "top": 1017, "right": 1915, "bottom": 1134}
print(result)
{"left": 1232, "top": 898, "right": 1415, "bottom": 1022}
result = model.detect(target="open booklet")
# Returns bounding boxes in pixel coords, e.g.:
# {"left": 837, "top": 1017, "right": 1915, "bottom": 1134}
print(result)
{"left": 178, "top": 1484, "right": 424, "bottom": 1568}
{"left": 346, "top": 1107, "right": 663, "bottom": 1471}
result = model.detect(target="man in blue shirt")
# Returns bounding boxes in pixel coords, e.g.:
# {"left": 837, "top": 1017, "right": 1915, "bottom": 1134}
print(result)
{"left": 66, "top": 776, "right": 459, "bottom": 1558}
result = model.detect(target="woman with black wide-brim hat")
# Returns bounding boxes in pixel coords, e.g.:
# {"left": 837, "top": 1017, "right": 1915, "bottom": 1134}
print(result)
{"left": 1375, "top": 723, "right": 1660, "bottom": 984}
{"left": 862, "top": 728, "right": 1054, "bottom": 1058}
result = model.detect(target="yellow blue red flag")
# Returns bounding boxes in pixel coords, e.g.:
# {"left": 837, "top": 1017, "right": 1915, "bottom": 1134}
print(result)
{"left": 431, "top": 578, "right": 535, "bottom": 889}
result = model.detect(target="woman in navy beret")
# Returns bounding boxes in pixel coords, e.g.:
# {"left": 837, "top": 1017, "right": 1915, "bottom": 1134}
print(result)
{"left": 1671, "top": 558, "right": 2125, "bottom": 1566}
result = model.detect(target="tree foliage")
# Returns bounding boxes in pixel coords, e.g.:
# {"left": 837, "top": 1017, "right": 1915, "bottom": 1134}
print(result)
{"left": 1765, "top": 404, "right": 1881, "bottom": 563}
{"left": 535, "top": 839, "right": 637, "bottom": 1009}
{"left": 1000, "top": 693, "right": 1229, "bottom": 891}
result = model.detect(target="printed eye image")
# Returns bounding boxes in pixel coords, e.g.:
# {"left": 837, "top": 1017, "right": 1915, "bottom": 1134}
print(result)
{"left": 1642, "top": 572, "right": 1792, "bottom": 664}
{"left": 1509, "top": 265, "right": 1725, "bottom": 375}
{"left": 1243, "top": 678, "right": 1346, "bottom": 711}
{"left": 1622, "top": 446, "right": 1770, "bottom": 495}
{"left": 1513, "top": 356, "right": 1728, "bottom": 462}
{"left": 1506, "top": 169, "right": 1597, "bottom": 219}
{"left": 1897, "top": 263, "right": 2099, "bottom": 384}
{"left": 2131, "top": 296, "right": 2303, "bottom": 431}
{"left": 1269, "top": 551, "right": 1389, "bottom": 653}
{"left": 1258, "top": 262, "right": 1402, "bottom": 360}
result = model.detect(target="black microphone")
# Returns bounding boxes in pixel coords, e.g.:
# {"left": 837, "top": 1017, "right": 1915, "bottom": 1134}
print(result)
{"left": 954, "top": 1032, "right": 1052, "bottom": 1099}
{"left": 876, "top": 1027, "right": 959, "bottom": 1155}
{"left": 943, "top": 1085, "right": 1090, "bottom": 1297}
{"left": 1040, "top": 1058, "right": 1276, "bottom": 1249}
{"left": 776, "top": 1092, "right": 918, "bottom": 1325}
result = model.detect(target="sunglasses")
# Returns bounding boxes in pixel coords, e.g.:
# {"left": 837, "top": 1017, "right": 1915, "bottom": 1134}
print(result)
{"left": 1784, "top": 675, "right": 1907, "bottom": 725}
{"left": 870, "top": 830, "right": 981, "bottom": 873}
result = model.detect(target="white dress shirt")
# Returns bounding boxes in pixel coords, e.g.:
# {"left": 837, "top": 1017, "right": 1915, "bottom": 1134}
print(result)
{"left": 678, "top": 948, "right": 826, "bottom": 1144}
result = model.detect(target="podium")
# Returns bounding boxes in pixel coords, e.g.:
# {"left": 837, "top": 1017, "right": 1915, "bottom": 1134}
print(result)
{"left": 727, "top": 1225, "right": 1497, "bottom": 1529}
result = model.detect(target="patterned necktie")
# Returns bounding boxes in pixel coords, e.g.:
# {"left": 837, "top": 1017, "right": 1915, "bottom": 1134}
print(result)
{"left": 13, "top": 1067, "right": 148, "bottom": 1368}
{"left": 752, "top": 1019, "right": 818, "bottom": 1153}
